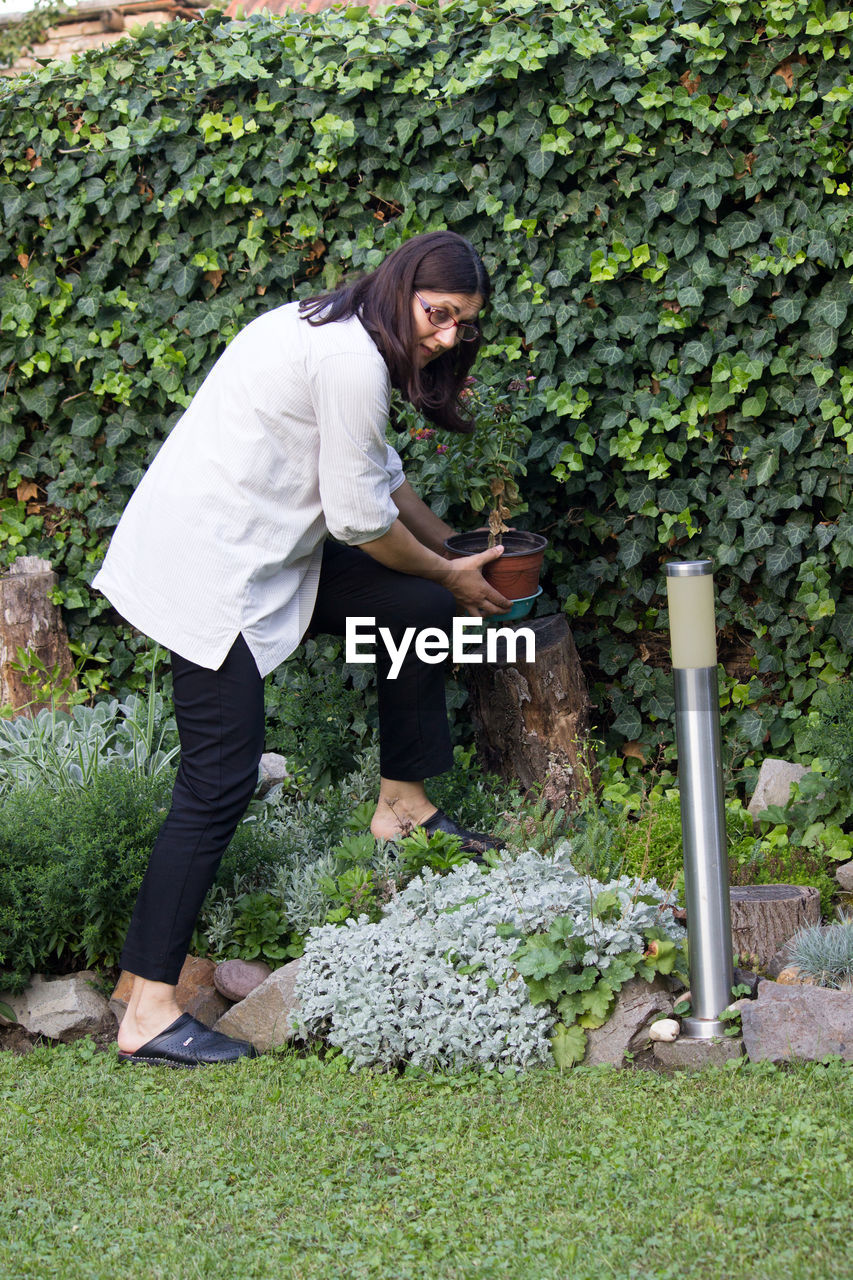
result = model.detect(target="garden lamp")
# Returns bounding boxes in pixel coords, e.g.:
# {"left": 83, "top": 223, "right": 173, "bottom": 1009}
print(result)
{"left": 665, "top": 560, "right": 734, "bottom": 1038}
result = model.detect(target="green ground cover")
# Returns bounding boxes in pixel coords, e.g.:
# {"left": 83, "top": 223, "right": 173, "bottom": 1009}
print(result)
{"left": 3, "top": 1047, "right": 852, "bottom": 1280}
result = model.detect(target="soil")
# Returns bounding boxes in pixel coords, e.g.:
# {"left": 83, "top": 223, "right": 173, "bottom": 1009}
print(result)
{"left": 0, "top": 1009, "right": 119, "bottom": 1057}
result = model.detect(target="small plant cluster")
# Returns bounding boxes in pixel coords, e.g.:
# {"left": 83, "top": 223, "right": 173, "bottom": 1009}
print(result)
{"left": 593, "top": 754, "right": 848, "bottom": 919}
{"left": 2, "top": 640, "right": 111, "bottom": 716}
{"left": 398, "top": 376, "right": 534, "bottom": 544}
{"left": 745, "top": 681, "right": 853, "bottom": 874}
{"left": 293, "top": 843, "right": 684, "bottom": 1072}
{"left": 0, "top": 694, "right": 179, "bottom": 794}
{"left": 459, "top": 377, "right": 534, "bottom": 546}
{"left": 788, "top": 915, "right": 853, "bottom": 990}
{"left": 509, "top": 891, "right": 686, "bottom": 1068}
{"left": 197, "top": 745, "right": 520, "bottom": 966}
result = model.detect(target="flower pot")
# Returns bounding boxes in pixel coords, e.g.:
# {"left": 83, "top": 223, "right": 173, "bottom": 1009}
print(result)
{"left": 443, "top": 529, "right": 549, "bottom": 601}
{"left": 486, "top": 586, "right": 542, "bottom": 625}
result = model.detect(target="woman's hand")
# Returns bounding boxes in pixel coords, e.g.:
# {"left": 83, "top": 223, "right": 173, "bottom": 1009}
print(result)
{"left": 360, "top": 520, "right": 511, "bottom": 615}
{"left": 439, "top": 546, "right": 513, "bottom": 617}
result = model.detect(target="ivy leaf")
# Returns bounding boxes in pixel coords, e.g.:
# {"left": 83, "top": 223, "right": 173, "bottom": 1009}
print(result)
{"left": 612, "top": 705, "right": 642, "bottom": 739}
{"left": 752, "top": 445, "right": 778, "bottom": 485}
{"left": 766, "top": 542, "right": 801, "bottom": 576}
{"left": 772, "top": 297, "right": 803, "bottom": 325}
{"left": 741, "top": 387, "right": 767, "bottom": 418}
{"left": 171, "top": 263, "right": 200, "bottom": 299}
{"left": 727, "top": 279, "right": 755, "bottom": 307}
{"left": 805, "top": 325, "right": 838, "bottom": 358}
{"left": 71, "top": 402, "right": 102, "bottom": 438}
{"left": 808, "top": 297, "right": 847, "bottom": 328}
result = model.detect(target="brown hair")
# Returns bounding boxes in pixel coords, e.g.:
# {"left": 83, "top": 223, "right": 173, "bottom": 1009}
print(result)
{"left": 299, "top": 230, "right": 490, "bottom": 433}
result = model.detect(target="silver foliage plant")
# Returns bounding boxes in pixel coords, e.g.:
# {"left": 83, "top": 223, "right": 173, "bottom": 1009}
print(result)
{"left": 0, "top": 694, "right": 179, "bottom": 792}
{"left": 293, "top": 843, "right": 685, "bottom": 1072}
{"left": 788, "top": 914, "right": 853, "bottom": 990}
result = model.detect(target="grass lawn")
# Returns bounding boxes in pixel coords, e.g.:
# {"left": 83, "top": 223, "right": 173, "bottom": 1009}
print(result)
{"left": 2, "top": 1044, "right": 852, "bottom": 1280}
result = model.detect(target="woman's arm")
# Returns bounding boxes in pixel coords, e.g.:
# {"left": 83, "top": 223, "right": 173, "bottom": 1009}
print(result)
{"left": 391, "top": 479, "right": 456, "bottom": 557}
{"left": 358, "top": 518, "right": 511, "bottom": 617}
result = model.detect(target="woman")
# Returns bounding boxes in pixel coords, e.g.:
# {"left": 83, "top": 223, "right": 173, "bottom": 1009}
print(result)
{"left": 94, "top": 229, "right": 511, "bottom": 1067}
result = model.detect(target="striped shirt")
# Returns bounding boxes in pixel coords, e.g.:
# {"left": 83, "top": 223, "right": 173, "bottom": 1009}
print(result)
{"left": 92, "top": 303, "right": 405, "bottom": 676}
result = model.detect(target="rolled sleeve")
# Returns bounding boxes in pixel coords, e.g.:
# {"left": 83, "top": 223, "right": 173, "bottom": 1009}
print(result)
{"left": 385, "top": 443, "right": 406, "bottom": 494}
{"left": 312, "top": 352, "right": 399, "bottom": 545}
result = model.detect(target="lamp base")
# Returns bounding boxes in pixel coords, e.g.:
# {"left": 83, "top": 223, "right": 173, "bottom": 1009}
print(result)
{"left": 680, "top": 1016, "right": 729, "bottom": 1039}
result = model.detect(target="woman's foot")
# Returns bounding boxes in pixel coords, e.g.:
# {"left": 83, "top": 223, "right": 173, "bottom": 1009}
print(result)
{"left": 116, "top": 976, "right": 184, "bottom": 1054}
{"left": 369, "top": 778, "right": 500, "bottom": 853}
{"left": 369, "top": 777, "right": 439, "bottom": 841}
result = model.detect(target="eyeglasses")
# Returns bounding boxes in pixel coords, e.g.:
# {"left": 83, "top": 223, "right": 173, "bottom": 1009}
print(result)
{"left": 415, "top": 293, "right": 480, "bottom": 343}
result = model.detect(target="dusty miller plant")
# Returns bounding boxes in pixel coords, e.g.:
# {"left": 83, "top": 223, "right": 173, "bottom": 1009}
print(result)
{"left": 292, "top": 843, "right": 684, "bottom": 1072}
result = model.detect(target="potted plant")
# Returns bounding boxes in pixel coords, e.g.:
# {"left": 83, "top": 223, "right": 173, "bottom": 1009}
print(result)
{"left": 442, "top": 376, "right": 548, "bottom": 614}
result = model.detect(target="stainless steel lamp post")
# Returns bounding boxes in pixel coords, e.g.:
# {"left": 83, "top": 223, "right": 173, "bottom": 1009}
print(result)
{"left": 665, "top": 560, "right": 734, "bottom": 1038}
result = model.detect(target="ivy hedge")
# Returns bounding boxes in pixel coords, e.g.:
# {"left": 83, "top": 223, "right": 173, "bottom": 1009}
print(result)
{"left": 1, "top": 0, "right": 852, "bottom": 770}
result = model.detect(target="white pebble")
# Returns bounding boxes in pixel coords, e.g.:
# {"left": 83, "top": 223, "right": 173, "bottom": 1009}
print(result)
{"left": 649, "top": 1018, "right": 680, "bottom": 1043}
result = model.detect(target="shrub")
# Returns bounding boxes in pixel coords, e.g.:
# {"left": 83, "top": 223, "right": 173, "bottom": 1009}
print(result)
{"left": 0, "top": 765, "right": 289, "bottom": 990}
{"left": 263, "top": 638, "right": 378, "bottom": 793}
{"left": 293, "top": 844, "right": 684, "bottom": 1072}
{"left": 0, "top": 767, "right": 173, "bottom": 990}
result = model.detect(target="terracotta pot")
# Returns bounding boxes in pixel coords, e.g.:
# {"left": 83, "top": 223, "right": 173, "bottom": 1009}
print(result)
{"left": 443, "top": 529, "right": 549, "bottom": 600}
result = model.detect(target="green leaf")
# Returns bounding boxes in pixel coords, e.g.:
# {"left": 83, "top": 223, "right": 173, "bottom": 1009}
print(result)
{"left": 551, "top": 1022, "right": 587, "bottom": 1069}
{"left": 741, "top": 387, "right": 767, "bottom": 418}
{"left": 805, "top": 325, "right": 838, "bottom": 358}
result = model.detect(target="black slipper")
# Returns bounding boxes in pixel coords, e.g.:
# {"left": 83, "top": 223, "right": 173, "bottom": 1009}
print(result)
{"left": 421, "top": 808, "right": 501, "bottom": 855}
{"left": 117, "top": 1012, "right": 258, "bottom": 1068}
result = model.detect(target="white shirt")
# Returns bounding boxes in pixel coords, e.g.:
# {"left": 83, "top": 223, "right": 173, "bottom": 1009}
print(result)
{"left": 92, "top": 303, "right": 405, "bottom": 676}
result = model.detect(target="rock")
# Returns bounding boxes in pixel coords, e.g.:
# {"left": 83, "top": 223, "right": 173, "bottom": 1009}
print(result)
{"left": 766, "top": 941, "right": 796, "bottom": 979}
{"left": 214, "top": 959, "right": 272, "bottom": 1003}
{"left": 774, "top": 966, "right": 818, "bottom": 986}
{"left": 653, "top": 1035, "right": 744, "bottom": 1071}
{"left": 584, "top": 975, "right": 674, "bottom": 1066}
{"left": 258, "top": 752, "right": 288, "bottom": 797}
{"left": 747, "top": 758, "right": 810, "bottom": 825}
{"left": 109, "top": 969, "right": 135, "bottom": 1022}
{"left": 212, "top": 959, "right": 302, "bottom": 1051}
{"left": 836, "top": 861, "right": 853, "bottom": 893}
{"left": 175, "top": 956, "right": 230, "bottom": 1027}
{"left": 648, "top": 1018, "right": 680, "bottom": 1043}
{"left": 732, "top": 967, "right": 760, "bottom": 998}
{"left": 741, "top": 979, "right": 853, "bottom": 1063}
{"left": 0, "top": 972, "right": 113, "bottom": 1043}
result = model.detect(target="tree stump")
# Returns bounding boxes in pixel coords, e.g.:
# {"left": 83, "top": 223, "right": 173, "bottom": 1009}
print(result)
{"left": 729, "top": 884, "right": 821, "bottom": 970}
{"left": 0, "top": 557, "right": 76, "bottom": 714}
{"left": 459, "top": 614, "right": 594, "bottom": 810}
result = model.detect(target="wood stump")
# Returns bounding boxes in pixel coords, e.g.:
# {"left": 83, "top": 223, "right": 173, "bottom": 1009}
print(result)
{"left": 459, "top": 614, "right": 594, "bottom": 810}
{"left": 729, "top": 884, "right": 821, "bottom": 970}
{"left": 0, "top": 557, "right": 76, "bottom": 714}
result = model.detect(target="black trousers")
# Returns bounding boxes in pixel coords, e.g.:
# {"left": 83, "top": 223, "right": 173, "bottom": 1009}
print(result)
{"left": 120, "top": 541, "right": 455, "bottom": 984}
